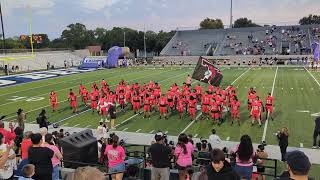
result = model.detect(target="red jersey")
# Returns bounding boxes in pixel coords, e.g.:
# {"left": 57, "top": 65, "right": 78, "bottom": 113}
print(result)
{"left": 210, "top": 102, "right": 220, "bottom": 112}
{"left": 90, "top": 93, "right": 97, "bottom": 101}
{"left": 231, "top": 101, "right": 240, "bottom": 111}
{"left": 69, "top": 94, "right": 77, "bottom": 102}
{"left": 195, "top": 85, "right": 203, "bottom": 95}
{"left": 144, "top": 97, "right": 151, "bottom": 105}
{"left": 101, "top": 80, "right": 106, "bottom": 87}
{"left": 251, "top": 101, "right": 262, "bottom": 113}
{"left": 266, "top": 96, "right": 273, "bottom": 106}
{"left": 132, "top": 95, "right": 140, "bottom": 103}
{"left": 202, "top": 95, "right": 210, "bottom": 105}
{"left": 208, "top": 85, "right": 215, "bottom": 92}
{"left": 159, "top": 97, "right": 167, "bottom": 106}
{"left": 188, "top": 99, "right": 197, "bottom": 108}
{"left": 107, "top": 94, "right": 116, "bottom": 103}
{"left": 118, "top": 92, "right": 125, "bottom": 101}
{"left": 50, "top": 93, "right": 57, "bottom": 102}
{"left": 81, "top": 89, "right": 89, "bottom": 97}
{"left": 248, "top": 93, "right": 256, "bottom": 103}
{"left": 167, "top": 91, "right": 175, "bottom": 101}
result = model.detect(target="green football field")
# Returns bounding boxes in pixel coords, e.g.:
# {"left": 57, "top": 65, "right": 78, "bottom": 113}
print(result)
{"left": 0, "top": 66, "right": 320, "bottom": 148}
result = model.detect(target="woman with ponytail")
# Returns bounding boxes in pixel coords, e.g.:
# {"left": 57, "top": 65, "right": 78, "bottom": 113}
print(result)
{"left": 174, "top": 133, "right": 194, "bottom": 180}
{"left": 104, "top": 134, "right": 126, "bottom": 180}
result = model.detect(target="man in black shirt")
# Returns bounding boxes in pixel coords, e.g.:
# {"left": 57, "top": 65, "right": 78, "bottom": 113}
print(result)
{"left": 206, "top": 148, "right": 240, "bottom": 180}
{"left": 275, "top": 150, "right": 313, "bottom": 180}
{"left": 108, "top": 104, "right": 117, "bottom": 130}
{"left": 148, "top": 132, "right": 172, "bottom": 180}
{"left": 312, "top": 117, "right": 320, "bottom": 148}
{"left": 28, "top": 133, "right": 54, "bottom": 180}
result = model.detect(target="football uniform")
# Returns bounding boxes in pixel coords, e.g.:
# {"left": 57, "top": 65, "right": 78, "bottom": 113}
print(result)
{"left": 159, "top": 97, "right": 168, "bottom": 114}
{"left": 188, "top": 99, "right": 197, "bottom": 116}
{"left": 50, "top": 92, "right": 58, "bottom": 109}
{"left": 132, "top": 95, "right": 141, "bottom": 111}
{"left": 251, "top": 101, "right": 262, "bottom": 119}
{"left": 230, "top": 101, "right": 240, "bottom": 118}
{"left": 201, "top": 94, "right": 210, "bottom": 113}
{"left": 143, "top": 97, "right": 151, "bottom": 112}
{"left": 167, "top": 91, "right": 175, "bottom": 108}
{"left": 210, "top": 101, "right": 221, "bottom": 119}
{"left": 90, "top": 93, "right": 98, "bottom": 109}
{"left": 265, "top": 96, "right": 273, "bottom": 113}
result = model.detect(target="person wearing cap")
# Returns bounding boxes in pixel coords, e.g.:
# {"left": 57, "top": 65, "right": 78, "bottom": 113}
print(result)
{"left": 312, "top": 117, "right": 320, "bottom": 148}
{"left": 148, "top": 132, "right": 172, "bottom": 180}
{"left": 275, "top": 150, "right": 313, "bottom": 180}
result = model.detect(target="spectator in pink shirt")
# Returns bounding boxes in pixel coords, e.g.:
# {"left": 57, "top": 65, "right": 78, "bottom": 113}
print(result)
{"left": 104, "top": 134, "right": 126, "bottom": 180}
{"left": 174, "top": 133, "right": 194, "bottom": 180}
{"left": 43, "top": 134, "right": 63, "bottom": 180}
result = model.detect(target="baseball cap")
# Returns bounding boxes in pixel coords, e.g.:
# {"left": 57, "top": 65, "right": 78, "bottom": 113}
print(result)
{"left": 285, "top": 150, "right": 311, "bottom": 174}
{"left": 154, "top": 132, "right": 164, "bottom": 141}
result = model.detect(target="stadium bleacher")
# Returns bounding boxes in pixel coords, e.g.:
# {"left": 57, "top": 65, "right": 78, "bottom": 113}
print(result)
{"left": 161, "top": 24, "right": 320, "bottom": 56}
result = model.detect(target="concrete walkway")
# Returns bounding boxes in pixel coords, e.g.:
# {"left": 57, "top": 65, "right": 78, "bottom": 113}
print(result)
{"left": 8, "top": 122, "right": 320, "bottom": 164}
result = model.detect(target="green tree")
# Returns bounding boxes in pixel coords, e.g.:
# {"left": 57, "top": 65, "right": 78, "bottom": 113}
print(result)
{"left": 233, "top": 18, "right": 261, "bottom": 28}
{"left": 61, "top": 23, "right": 92, "bottom": 49}
{"left": 299, "top": 14, "right": 320, "bottom": 25}
{"left": 199, "top": 18, "right": 224, "bottom": 29}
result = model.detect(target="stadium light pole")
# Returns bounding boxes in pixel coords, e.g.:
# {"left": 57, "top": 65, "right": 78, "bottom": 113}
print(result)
{"left": 230, "top": 0, "right": 233, "bottom": 28}
{"left": 0, "top": 1, "right": 6, "bottom": 54}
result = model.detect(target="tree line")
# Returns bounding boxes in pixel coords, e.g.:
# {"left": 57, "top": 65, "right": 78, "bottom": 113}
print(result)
{"left": 1, "top": 14, "right": 319, "bottom": 52}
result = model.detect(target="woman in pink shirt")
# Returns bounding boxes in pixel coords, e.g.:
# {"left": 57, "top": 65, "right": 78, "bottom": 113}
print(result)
{"left": 174, "top": 133, "right": 194, "bottom": 180}
{"left": 104, "top": 134, "right": 126, "bottom": 180}
{"left": 43, "top": 134, "right": 63, "bottom": 180}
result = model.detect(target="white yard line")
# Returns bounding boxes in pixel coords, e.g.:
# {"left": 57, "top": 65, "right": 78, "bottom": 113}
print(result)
{"left": 164, "top": 131, "right": 168, "bottom": 134}
{"left": 84, "top": 125, "right": 91, "bottom": 128}
{"left": 136, "top": 129, "right": 142, "bottom": 133}
{"left": 115, "top": 114, "right": 139, "bottom": 128}
{"left": 149, "top": 130, "right": 155, "bottom": 134}
{"left": 122, "top": 128, "right": 128, "bottom": 131}
{"left": 305, "top": 67, "right": 320, "bottom": 88}
{"left": 226, "top": 137, "right": 230, "bottom": 141}
{"left": 73, "top": 124, "right": 80, "bottom": 128}
{"left": 262, "top": 66, "right": 278, "bottom": 142}
{"left": 30, "top": 121, "right": 36, "bottom": 123}
{"left": 194, "top": 134, "right": 198, "bottom": 138}
{"left": 54, "top": 109, "right": 91, "bottom": 125}
{"left": 300, "top": 143, "right": 304, "bottom": 148}
{"left": 179, "top": 67, "right": 250, "bottom": 135}
{"left": 180, "top": 113, "right": 202, "bottom": 134}
{"left": 62, "top": 123, "right": 69, "bottom": 126}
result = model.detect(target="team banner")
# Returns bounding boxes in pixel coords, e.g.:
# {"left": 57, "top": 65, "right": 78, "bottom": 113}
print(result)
{"left": 192, "top": 56, "right": 223, "bottom": 86}
{"left": 312, "top": 41, "right": 320, "bottom": 62}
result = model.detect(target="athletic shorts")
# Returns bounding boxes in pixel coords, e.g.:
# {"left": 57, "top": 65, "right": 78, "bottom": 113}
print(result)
{"left": 201, "top": 105, "right": 209, "bottom": 113}
{"left": 231, "top": 110, "right": 240, "bottom": 118}
{"left": 189, "top": 108, "right": 196, "bottom": 116}
{"left": 100, "top": 107, "right": 107, "bottom": 115}
{"left": 71, "top": 101, "right": 77, "bottom": 108}
{"left": 252, "top": 112, "right": 261, "bottom": 119}
{"left": 266, "top": 105, "right": 273, "bottom": 113}
{"left": 168, "top": 101, "right": 174, "bottom": 108}
{"left": 91, "top": 101, "right": 97, "bottom": 109}
{"left": 144, "top": 105, "right": 151, "bottom": 112}
{"left": 160, "top": 107, "right": 167, "bottom": 114}
{"left": 51, "top": 102, "right": 58, "bottom": 107}
{"left": 133, "top": 102, "right": 140, "bottom": 110}
{"left": 211, "top": 112, "right": 220, "bottom": 119}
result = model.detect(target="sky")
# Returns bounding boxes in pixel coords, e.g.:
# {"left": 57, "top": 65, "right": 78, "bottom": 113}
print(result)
{"left": 2, "top": 0, "right": 320, "bottom": 39}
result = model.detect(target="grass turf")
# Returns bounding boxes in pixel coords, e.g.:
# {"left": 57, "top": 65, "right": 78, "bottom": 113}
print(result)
{"left": 0, "top": 66, "right": 319, "bottom": 149}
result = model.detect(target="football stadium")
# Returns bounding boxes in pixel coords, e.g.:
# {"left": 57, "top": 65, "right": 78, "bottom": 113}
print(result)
{"left": 0, "top": 0, "right": 320, "bottom": 180}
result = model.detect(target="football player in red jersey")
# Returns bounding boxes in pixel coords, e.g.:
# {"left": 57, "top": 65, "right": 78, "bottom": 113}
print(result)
{"left": 49, "top": 91, "right": 58, "bottom": 112}
{"left": 101, "top": 79, "right": 107, "bottom": 88}
{"left": 68, "top": 89, "right": 78, "bottom": 113}
{"left": 248, "top": 90, "right": 257, "bottom": 116}
{"left": 188, "top": 96, "right": 197, "bottom": 121}
{"left": 166, "top": 90, "right": 175, "bottom": 112}
{"left": 210, "top": 98, "right": 221, "bottom": 124}
{"left": 143, "top": 94, "right": 151, "bottom": 118}
{"left": 90, "top": 91, "right": 98, "bottom": 114}
{"left": 132, "top": 92, "right": 141, "bottom": 114}
{"left": 195, "top": 83, "right": 203, "bottom": 101}
{"left": 81, "top": 88, "right": 89, "bottom": 107}
{"left": 201, "top": 91, "right": 210, "bottom": 120}
{"left": 79, "top": 84, "right": 85, "bottom": 96}
{"left": 265, "top": 93, "right": 274, "bottom": 121}
{"left": 251, "top": 96, "right": 262, "bottom": 127}
{"left": 158, "top": 94, "right": 168, "bottom": 119}
{"left": 230, "top": 96, "right": 240, "bottom": 126}
{"left": 176, "top": 95, "right": 185, "bottom": 119}
{"left": 118, "top": 89, "right": 126, "bottom": 111}
{"left": 98, "top": 94, "right": 108, "bottom": 122}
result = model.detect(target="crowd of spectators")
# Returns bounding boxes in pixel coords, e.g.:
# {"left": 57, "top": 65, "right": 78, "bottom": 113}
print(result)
{"left": 0, "top": 108, "right": 316, "bottom": 180}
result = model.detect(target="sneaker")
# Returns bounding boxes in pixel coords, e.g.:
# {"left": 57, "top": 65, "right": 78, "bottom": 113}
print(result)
{"left": 105, "top": 120, "right": 110, "bottom": 123}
